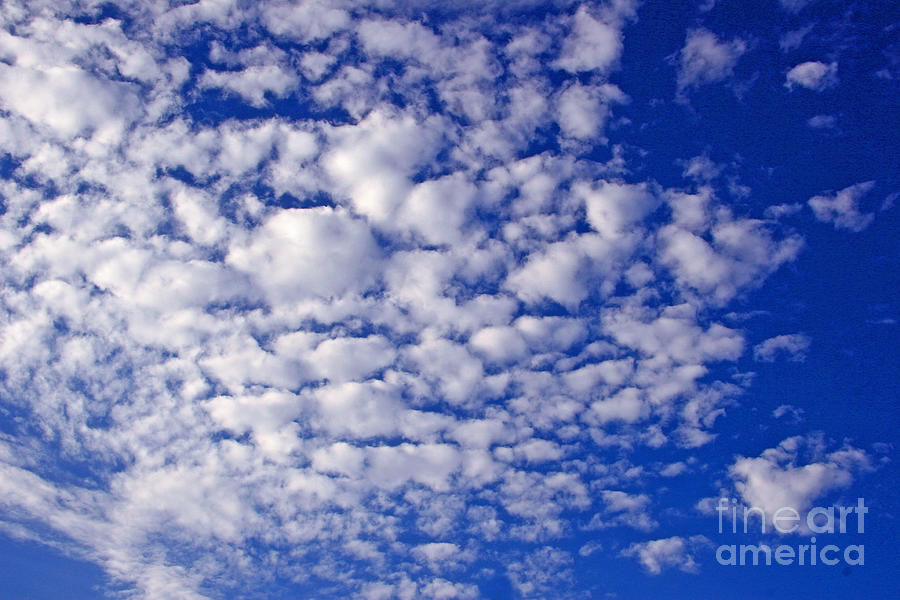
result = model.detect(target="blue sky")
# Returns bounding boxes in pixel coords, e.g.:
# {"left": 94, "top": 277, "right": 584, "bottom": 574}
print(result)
{"left": 0, "top": 0, "right": 897, "bottom": 598}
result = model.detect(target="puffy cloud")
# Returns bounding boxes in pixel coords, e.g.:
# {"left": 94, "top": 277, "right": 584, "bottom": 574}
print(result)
{"left": 323, "top": 110, "right": 446, "bottom": 223}
{"left": 308, "top": 335, "right": 397, "bottom": 382}
{"left": 0, "top": 64, "right": 138, "bottom": 139}
{"left": 588, "top": 387, "right": 648, "bottom": 425}
{"left": 785, "top": 61, "right": 838, "bottom": 91}
{"left": 729, "top": 435, "right": 872, "bottom": 520}
{"left": 622, "top": 536, "right": 706, "bottom": 574}
{"left": 555, "top": 82, "right": 626, "bottom": 140}
{"left": 0, "top": 1, "right": 853, "bottom": 598}
{"left": 506, "top": 231, "right": 639, "bottom": 308}
{"left": 367, "top": 443, "right": 462, "bottom": 491}
{"left": 554, "top": 6, "right": 624, "bottom": 74}
{"left": 808, "top": 181, "right": 877, "bottom": 232}
{"left": 578, "top": 180, "right": 658, "bottom": 238}
{"left": 311, "top": 442, "right": 366, "bottom": 478}
{"left": 588, "top": 490, "right": 656, "bottom": 531}
{"left": 226, "top": 207, "right": 383, "bottom": 304}
{"left": 676, "top": 29, "right": 747, "bottom": 93}
{"left": 261, "top": 0, "right": 351, "bottom": 42}
{"left": 603, "top": 304, "right": 745, "bottom": 365}
{"left": 357, "top": 19, "right": 442, "bottom": 62}
{"left": 469, "top": 325, "right": 529, "bottom": 364}
{"left": 753, "top": 333, "right": 810, "bottom": 362}
{"left": 413, "top": 542, "right": 471, "bottom": 572}
{"left": 658, "top": 216, "right": 803, "bottom": 303}
{"left": 199, "top": 65, "right": 298, "bottom": 106}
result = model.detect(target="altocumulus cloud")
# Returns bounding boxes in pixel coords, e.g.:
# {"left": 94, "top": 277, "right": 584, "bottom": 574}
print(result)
{"left": 0, "top": 1, "right": 893, "bottom": 598}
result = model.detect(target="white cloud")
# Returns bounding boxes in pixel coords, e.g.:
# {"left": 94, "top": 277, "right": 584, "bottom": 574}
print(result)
{"left": 506, "top": 546, "right": 575, "bottom": 598}
{"left": 0, "top": 2, "right": 851, "bottom": 598}
{"left": 578, "top": 180, "right": 658, "bottom": 238}
{"left": 808, "top": 181, "right": 877, "bottom": 232}
{"left": 659, "top": 461, "right": 688, "bottom": 477}
{"left": 773, "top": 404, "right": 805, "bottom": 423}
{"left": 0, "top": 64, "right": 138, "bottom": 140}
{"left": 786, "top": 61, "right": 838, "bottom": 91}
{"left": 729, "top": 435, "right": 872, "bottom": 521}
{"left": 676, "top": 28, "right": 747, "bottom": 93}
{"left": 555, "top": 83, "right": 620, "bottom": 140}
{"left": 261, "top": 0, "right": 351, "bottom": 42}
{"left": 469, "top": 325, "right": 528, "bottom": 364}
{"left": 311, "top": 442, "right": 366, "bottom": 478}
{"left": 199, "top": 65, "right": 298, "bottom": 106}
{"left": 323, "top": 110, "right": 446, "bottom": 223}
{"left": 753, "top": 333, "right": 810, "bottom": 362}
{"left": 554, "top": 6, "right": 624, "bottom": 74}
{"left": 226, "top": 207, "right": 383, "bottom": 304}
{"left": 588, "top": 387, "right": 648, "bottom": 425}
{"left": 658, "top": 215, "right": 803, "bottom": 302}
{"left": 622, "top": 536, "right": 706, "bottom": 574}
{"left": 308, "top": 335, "right": 397, "bottom": 382}
{"left": 603, "top": 304, "right": 744, "bottom": 365}
{"left": 588, "top": 490, "right": 656, "bottom": 531}
{"left": 413, "top": 542, "right": 470, "bottom": 571}
{"left": 367, "top": 443, "right": 462, "bottom": 492}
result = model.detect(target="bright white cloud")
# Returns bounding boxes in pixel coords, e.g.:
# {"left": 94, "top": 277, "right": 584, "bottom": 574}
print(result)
{"left": 554, "top": 6, "right": 624, "bottom": 74}
{"left": 730, "top": 435, "right": 872, "bottom": 521}
{"left": 226, "top": 207, "right": 383, "bottom": 303}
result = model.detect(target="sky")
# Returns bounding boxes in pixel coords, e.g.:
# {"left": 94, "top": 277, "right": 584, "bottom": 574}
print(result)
{"left": 0, "top": 0, "right": 897, "bottom": 598}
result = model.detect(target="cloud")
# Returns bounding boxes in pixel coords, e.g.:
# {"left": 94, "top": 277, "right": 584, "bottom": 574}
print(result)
{"left": 553, "top": 5, "right": 625, "bottom": 74}
{"left": 773, "top": 404, "right": 805, "bottom": 423}
{"left": 729, "top": 435, "right": 872, "bottom": 521}
{"left": 226, "top": 207, "right": 383, "bottom": 303}
{"left": 622, "top": 536, "right": 707, "bottom": 574}
{"left": 261, "top": 0, "right": 351, "bottom": 42}
{"left": 658, "top": 213, "right": 803, "bottom": 303}
{"left": 0, "top": 64, "right": 138, "bottom": 139}
{"left": 778, "top": 0, "right": 812, "bottom": 13}
{"left": 676, "top": 28, "right": 748, "bottom": 93}
{"left": 506, "top": 546, "right": 575, "bottom": 598}
{"left": 808, "top": 181, "right": 877, "bottom": 232}
{"left": 807, "top": 114, "right": 837, "bottom": 130}
{"left": 579, "top": 180, "right": 658, "bottom": 238}
{"left": 753, "top": 333, "right": 811, "bottom": 362}
{"left": 587, "top": 490, "right": 657, "bottom": 531}
{"left": 0, "top": 1, "right": 868, "bottom": 598}
{"left": 199, "top": 65, "right": 298, "bottom": 106}
{"left": 556, "top": 83, "right": 612, "bottom": 140}
{"left": 780, "top": 25, "right": 814, "bottom": 52}
{"left": 786, "top": 61, "right": 838, "bottom": 91}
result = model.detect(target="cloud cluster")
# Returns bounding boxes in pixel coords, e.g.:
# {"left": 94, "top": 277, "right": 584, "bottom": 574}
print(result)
{"left": 0, "top": 0, "right": 876, "bottom": 597}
